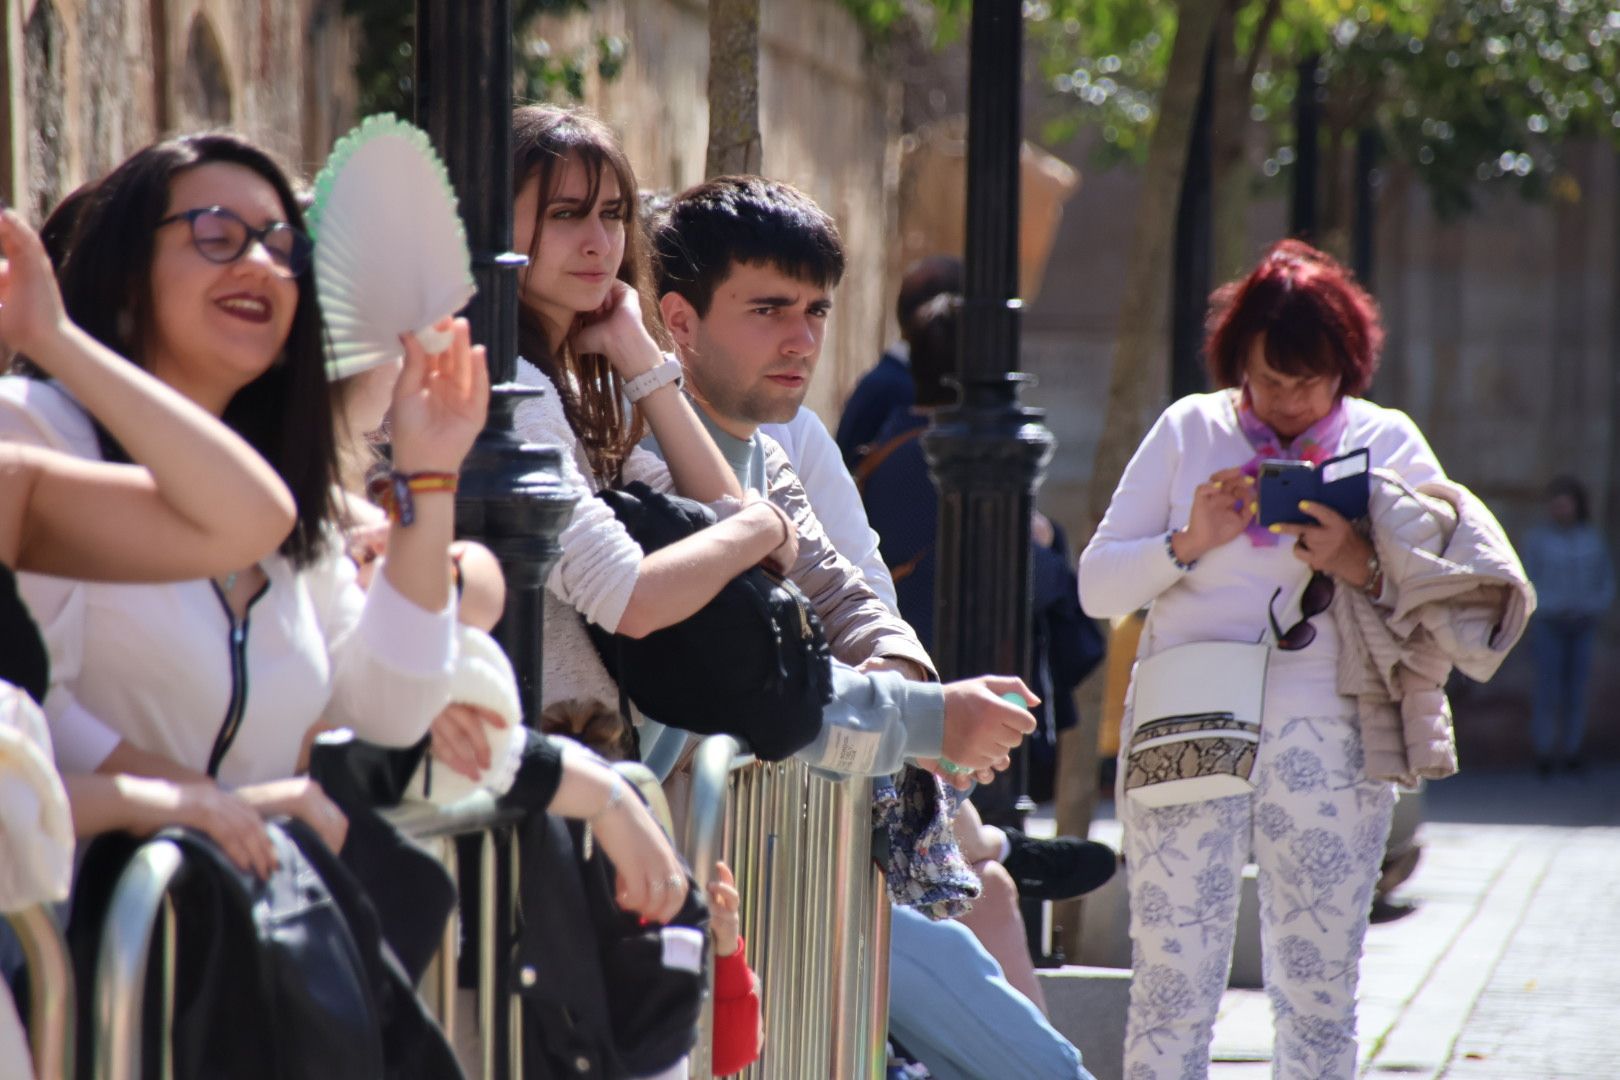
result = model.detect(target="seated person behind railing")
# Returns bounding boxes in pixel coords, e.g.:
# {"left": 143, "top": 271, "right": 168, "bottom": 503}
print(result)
{"left": 647, "top": 176, "right": 1093, "bottom": 1080}
{"left": 500, "top": 109, "right": 1034, "bottom": 784}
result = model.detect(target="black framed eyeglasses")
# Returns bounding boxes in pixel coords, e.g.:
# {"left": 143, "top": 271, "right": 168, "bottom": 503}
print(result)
{"left": 156, "top": 206, "right": 313, "bottom": 279}
{"left": 1269, "top": 571, "right": 1335, "bottom": 651}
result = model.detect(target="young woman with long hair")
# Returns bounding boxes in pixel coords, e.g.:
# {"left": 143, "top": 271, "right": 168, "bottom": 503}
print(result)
{"left": 433, "top": 105, "right": 798, "bottom": 767}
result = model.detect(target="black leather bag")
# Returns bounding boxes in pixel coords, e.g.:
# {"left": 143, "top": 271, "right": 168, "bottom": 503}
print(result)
{"left": 584, "top": 481, "right": 832, "bottom": 761}
{"left": 69, "top": 821, "right": 461, "bottom": 1080}
{"left": 518, "top": 812, "right": 709, "bottom": 1079}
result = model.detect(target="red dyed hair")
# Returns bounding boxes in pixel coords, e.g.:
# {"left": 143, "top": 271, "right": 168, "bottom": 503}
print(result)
{"left": 1204, "top": 239, "right": 1384, "bottom": 397}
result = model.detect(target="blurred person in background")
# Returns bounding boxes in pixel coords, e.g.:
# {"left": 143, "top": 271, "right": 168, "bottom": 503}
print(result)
{"left": 1520, "top": 474, "right": 1614, "bottom": 776}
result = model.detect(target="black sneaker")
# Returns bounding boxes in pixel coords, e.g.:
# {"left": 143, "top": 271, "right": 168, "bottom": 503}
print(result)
{"left": 1000, "top": 829, "right": 1118, "bottom": 901}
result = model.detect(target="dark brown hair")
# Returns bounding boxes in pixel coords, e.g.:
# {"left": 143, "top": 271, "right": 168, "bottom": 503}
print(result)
{"left": 512, "top": 104, "right": 657, "bottom": 485}
{"left": 1204, "top": 238, "right": 1384, "bottom": 397}
{"left": 650, "top": 175, "right": 845, "bottom": 316}
{"left": 30, "top": 133, "right": 334, "bottom": 565}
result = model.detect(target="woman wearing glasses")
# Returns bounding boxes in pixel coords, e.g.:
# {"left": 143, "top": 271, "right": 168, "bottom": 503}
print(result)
{"left": 2, "top": 133, "right": 689, "bottom": 925}
{"left": 0, "top": 134, "right": 478, "bottom": 872}
{"left": 1079, "top": 240, "right": 1446, "bottom": 1079}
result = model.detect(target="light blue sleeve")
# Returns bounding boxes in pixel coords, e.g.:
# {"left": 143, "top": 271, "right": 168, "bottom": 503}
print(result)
{"left": 794, "top": 665, "right": 945, "bottom": 777}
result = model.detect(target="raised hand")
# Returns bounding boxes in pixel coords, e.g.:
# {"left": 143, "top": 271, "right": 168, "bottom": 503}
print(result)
{"left": 937, "top": 675, "right": 1040, "bottom": 787}
{"left": 0, "top": 209, "right": 69, "bottom": 359}
{"left": 1271, "top": 499, "right": 1375, "bottom": 586}
{"left": 707, "top": 861, "right": 743, "bottom": 957}
{"left": 390, "top": 317, "right": 489, "bottom": 475}
{"left": 1174, "top": 466, "right": 1256, "bottom": 564}
{"left": 568, "top": 279, "right": 662, "bottom": 379}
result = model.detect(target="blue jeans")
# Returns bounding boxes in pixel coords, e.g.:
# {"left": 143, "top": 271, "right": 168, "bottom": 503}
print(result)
{"left": 1531, "top": 615, "right": 1600, "bottom": 760}
{"left": 887, "top": 905, "right": 1093, "bottom": 1080}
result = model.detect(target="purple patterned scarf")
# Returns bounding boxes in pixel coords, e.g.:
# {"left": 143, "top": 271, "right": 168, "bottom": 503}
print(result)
{"left": 1232, "top": 385, "right": 1348, "bottom": 546}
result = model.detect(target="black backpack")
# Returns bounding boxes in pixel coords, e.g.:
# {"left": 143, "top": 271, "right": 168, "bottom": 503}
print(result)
{"left": 518, "top": 813, "right": 710, "bottom": 1079}
{"left": 584, "top": 481, "right": 832, "bottom": 761}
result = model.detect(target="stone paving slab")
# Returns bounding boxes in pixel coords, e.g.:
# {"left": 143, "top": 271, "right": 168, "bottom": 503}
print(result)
{"left": 1441, "top": 826, "right": 1620, "bottom": 1079}
{"left": 1205, "top": 821, "right": 1620, "bottom": 1078}
{"left": 1043, "top": 765, "right": 1620, "bottom": 1078}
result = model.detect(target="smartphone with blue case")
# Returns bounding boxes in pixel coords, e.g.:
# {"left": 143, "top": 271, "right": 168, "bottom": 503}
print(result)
{"left": 1257, "top": 447, "right": 1370, "bottom": 527}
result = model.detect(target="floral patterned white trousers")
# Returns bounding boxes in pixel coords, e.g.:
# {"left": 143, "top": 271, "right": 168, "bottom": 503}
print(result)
{"left": 1119, "top": 677, "right": 1396, "bottom": 1080}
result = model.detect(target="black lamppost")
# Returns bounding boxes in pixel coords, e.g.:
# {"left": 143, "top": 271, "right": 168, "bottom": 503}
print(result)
{"left": 924, "top": 2, "right": 1055, "bottom": 830}
{"left": 414, "top": 2, "right": 576, "bottom": 730}
{"left": 415, "top": 5, "right": 577, "bottom": 1075}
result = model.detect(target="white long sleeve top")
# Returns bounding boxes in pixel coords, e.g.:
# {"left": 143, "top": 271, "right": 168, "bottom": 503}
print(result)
{"left": 512, "top": 359, "right": 677, "bottom": 712}
{"left": 0, "top": 377, "right": 457, "bottom": 786}
{"left": 1078, "top": 390, "right": 1444, "bottom": 682}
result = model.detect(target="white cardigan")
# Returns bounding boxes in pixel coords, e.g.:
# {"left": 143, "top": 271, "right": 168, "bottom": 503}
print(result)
{"left": 512, "top": 359, "right": 677, "bottom": 712}
{"left": 1079, "top": 391, "right": 1445, "bottom": 681}
{"left": 0, "top": 377, "right": 457, "bottom": 786}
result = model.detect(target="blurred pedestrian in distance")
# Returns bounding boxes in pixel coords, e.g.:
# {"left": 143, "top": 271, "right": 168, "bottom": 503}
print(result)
{"left": 1520, "top": 475, "right": 1614, "bottom": 776}
{"left": 835, "top": 255, "right": 962, "bottom": 468}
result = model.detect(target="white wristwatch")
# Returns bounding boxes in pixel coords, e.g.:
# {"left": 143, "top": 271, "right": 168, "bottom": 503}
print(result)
{"left": 623, "top": 357, "right": 685, "bottom": 403}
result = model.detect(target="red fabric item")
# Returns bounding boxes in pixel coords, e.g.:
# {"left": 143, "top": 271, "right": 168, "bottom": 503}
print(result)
{"left": 711, "top": 935, "right": 763, "bottom": 1077}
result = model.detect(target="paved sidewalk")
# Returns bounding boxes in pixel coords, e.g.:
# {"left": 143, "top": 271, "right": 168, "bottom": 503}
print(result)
{"left": 1206, "top": 764, "right": 1620, "bottom": 1078}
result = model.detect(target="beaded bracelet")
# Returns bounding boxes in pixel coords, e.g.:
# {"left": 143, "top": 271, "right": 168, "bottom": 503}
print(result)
{"left": 370, "top": 470, "right": 458, "bottom": 526}
{"left": 1165, "top": 530, "right": 1198, "bottom": 572}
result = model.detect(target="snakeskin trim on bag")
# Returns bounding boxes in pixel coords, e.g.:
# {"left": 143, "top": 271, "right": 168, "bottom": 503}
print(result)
{"left": 1129, "top": 714, "right": 1262, "bottom": 745}
{"left": 1124, "top": 735, "right": 1258, "bottom": 792}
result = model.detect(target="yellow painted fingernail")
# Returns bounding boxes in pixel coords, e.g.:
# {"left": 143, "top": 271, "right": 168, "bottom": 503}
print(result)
{"left": 1298, "top": 500, "right": 1312, "bottom": 510}
{"left": 1248, "top": 502, "right": 1258, "bottom": 514}
{"left": 1268, "top": 524, "right": 1283, "bottom": 533}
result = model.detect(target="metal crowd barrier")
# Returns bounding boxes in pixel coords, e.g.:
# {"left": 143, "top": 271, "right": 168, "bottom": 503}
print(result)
{"left": 87, "top": 765, "right": 671, "bottom": 1080}
{"left": 678, "top": 735, "right": 891, "bottom": 1080}
{"left": 6, "top": 904, "right": 75, "bottom": 1080}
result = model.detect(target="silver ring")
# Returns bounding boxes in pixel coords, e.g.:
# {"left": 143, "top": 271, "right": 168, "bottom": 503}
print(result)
{"left": 666, "top": 874, "right": 684, "bottom": 891}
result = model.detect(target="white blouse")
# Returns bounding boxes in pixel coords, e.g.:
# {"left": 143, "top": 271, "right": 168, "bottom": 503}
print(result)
{"left": 1079, "top": 390, "right": 1445, "bottom": 682}
{"left": 0, "top": 377, "right": 457, "bottom": 786}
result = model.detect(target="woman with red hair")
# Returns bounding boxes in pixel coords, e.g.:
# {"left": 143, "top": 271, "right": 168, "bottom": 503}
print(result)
{"left": 1079, "top": 240, "right": 1445, "bottom": 1077}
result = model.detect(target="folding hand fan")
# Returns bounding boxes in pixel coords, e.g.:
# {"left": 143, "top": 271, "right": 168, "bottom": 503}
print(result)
{"left": 409, "top": 625, "right": 525, "bottom": 806}
{"left": 307, "top": 114, "right": 476, "bottom": 379}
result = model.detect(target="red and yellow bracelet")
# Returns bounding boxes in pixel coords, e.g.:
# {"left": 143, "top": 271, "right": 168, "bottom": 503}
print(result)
{"left": 370, "top": 470, "right": 459, "bottom": 526}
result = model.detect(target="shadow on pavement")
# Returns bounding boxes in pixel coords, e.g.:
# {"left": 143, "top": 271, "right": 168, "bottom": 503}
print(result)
{"left": 1420, "top": 763, "right": 1620, "bottom": 828}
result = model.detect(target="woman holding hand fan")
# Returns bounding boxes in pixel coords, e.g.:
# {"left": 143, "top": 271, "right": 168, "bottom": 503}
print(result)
{"left": 0, "top": 133, "right": 476, "bottom": 868}
{"left": 0, "top": 130, "right": 686, "bottom": 928}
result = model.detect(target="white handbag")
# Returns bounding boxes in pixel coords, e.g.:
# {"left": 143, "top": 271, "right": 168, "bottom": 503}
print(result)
{"left": 1123, "top": 640, "right": 1269, "bottom": 808}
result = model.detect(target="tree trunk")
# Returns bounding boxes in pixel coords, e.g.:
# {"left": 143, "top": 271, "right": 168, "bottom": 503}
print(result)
{"left": 1318, "top": 123, "right": 1355, "bottom": 261}
{"left": 1084, "top": 0, "right": 1226, "bottom": 530}
{"left": 706, "top": 0, "right": 762, "bottom": 176}
{"left": 1210, "top": 0, "right": 1252, "bottom": 283}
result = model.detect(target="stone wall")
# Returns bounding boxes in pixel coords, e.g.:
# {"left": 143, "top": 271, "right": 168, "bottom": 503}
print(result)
{"left": 2, "top": 0, "right": 355, "bottom": 217}
{"left": 527, "top": 0, "right": 898, "bottom": 420}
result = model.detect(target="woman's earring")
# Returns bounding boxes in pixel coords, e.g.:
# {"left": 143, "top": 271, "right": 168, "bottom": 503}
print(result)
{"left": 115, "top": 309, "right": 135, "bottom": 344}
